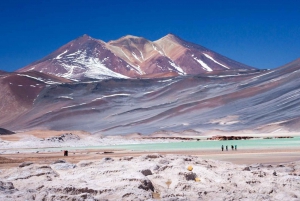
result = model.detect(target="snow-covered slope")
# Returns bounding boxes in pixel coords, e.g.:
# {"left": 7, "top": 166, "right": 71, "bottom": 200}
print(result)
{"left": 17, "top": 35, "right": 138, "bottom": 80}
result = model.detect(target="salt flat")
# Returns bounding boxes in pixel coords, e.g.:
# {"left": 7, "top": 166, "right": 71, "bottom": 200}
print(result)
{"left": 0, "top": 130, "right": 300, "bottom": 200}
{"left": 0, "top": 154, "right": 300, "bottom": 201}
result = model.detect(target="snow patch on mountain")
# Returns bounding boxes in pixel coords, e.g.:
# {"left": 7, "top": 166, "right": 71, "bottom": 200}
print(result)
{"left": 16, "top": 74, "right": 61, "bottom": 85}
{"left": 130, "top": 64, "right": 143, "bottom": 75}
{"left": 55, "top": 50, "right": 69, "bottom": 60}
{"left": 168, "top": 61, "right": 185, "bottom": 75}
{"left": 139, "top": 50, "right": 144, "bottom": 61}
{"left": 192, "top": 55, "right": 213, "bottom": 72}
{"left": 92, "top": 94, "right": 131, "bottom": 102}
{"left": 55, "top": 50, "right": 128, "bottom": 79}
{"left": 152, "top": 44, "right": 164, "bottom": 55}
{"left": 132, "top": 52, "right": 142, "bottom": 63}
{"left": 121, "top": 49, "right": 130, "bottom": 60}
{"left": 203, "top": 53, "right": 230, "bottom": 69}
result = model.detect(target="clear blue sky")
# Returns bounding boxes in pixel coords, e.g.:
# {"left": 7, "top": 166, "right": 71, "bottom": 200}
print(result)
{"left": 0, "top": 0, "right": 299, "bottom": 71}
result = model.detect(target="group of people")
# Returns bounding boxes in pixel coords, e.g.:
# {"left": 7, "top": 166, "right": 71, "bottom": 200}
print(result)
{"left": 221, "top": 145, "right": 237, "bottom": 151}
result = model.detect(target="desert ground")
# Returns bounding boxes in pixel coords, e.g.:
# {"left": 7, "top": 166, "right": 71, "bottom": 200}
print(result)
{"left": 0, "top": 130, "right": 300, "bottom": 200}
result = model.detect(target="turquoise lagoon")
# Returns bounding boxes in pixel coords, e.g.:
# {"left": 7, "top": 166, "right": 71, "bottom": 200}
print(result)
{"left": 41, "top": 137, "right": 300, "bottom": 152}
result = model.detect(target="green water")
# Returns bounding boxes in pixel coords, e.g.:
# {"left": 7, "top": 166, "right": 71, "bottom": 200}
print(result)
{"left": 48, "top": 137, "right": 299, "bottom": 152}
{"left": 99, "top": 137, "right": 300, "bottom": 151}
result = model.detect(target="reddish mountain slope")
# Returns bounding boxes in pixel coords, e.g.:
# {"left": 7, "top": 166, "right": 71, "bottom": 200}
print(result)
{"left": 0, "top": 71, "right": 72, "bottom": 126}
{"left": 154, "top": 34, "right": 253, "bottom": 74}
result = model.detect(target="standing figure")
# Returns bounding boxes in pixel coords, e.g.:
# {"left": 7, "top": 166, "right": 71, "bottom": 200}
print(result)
{"left": 235, "top": 145, "right": 237, "bottom": 150}
{"left": 221, "top": 145, "right": 224, "bottom": 151}
{"left": 226, "top": 145, "right": 228, "bottom": 151}
{"left": 231, "top": 145, "right": 234, "bottom": 150}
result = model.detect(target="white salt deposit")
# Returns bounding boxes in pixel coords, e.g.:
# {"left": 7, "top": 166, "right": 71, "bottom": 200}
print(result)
{"left": 0, "top": 154, "right": 299, "bottom": 200}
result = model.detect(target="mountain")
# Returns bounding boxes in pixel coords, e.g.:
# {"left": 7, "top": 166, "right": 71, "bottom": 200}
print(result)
{"left": 17, "top": 34, "right": 255, "bottom": 80}
{"left": 2, "top": 57, "right": 300, "bottom": 135}
{"left": 4, "top": 34, "right": 300, "bottom": 135}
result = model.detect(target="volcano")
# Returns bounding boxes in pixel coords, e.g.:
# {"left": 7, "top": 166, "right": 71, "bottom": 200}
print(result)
{"left": 18, "top": 34, "right": 255, "bottom": 80}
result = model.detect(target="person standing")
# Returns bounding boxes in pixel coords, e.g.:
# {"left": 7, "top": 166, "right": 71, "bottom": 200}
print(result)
{"left": 235, "top": 145, "right": 237, "bottom": 150}
{"left": 221, "top": 145, "right": 224, "bottom": 151}
{"left": 226, "top": 145, "right": 228, "bottom": 151}
{"left": 231, "top": 145, "right": 234, "bottom": 150}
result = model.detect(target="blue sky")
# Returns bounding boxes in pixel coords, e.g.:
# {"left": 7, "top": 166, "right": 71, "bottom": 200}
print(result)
{"left": 0, "top": 0, "right": 299, "bottom": 71}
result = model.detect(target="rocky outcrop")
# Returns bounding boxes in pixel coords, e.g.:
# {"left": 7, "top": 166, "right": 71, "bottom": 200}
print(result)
{"left": 207, "top": 135, "right": 294, "bottom": 141}
{"left": 41, "top": 133, "right": 80, "bottom": 143}
{"left": 19, "top": 162, "right": 33, "bottom": 168}
{"left": 138, "top": 179, "right": 154, "bottom": 191}
{"left": 0, "top": 128, "right": 15, "bottom": 135}
{"left": 140, "top": 169, "right": 152, "bottom": 176}
{"left": 0, "top": 181, "right": 16, "bottom": 194}
{"left": 207, "top": 135, "right": 255, "bottom": 140}
{"left": 142, "top": 136, "right": 199, "bottom": 141}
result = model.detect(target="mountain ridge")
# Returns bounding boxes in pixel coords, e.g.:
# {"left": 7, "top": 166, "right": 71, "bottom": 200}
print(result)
{"left": 1, "top": 54, "right": 300, "bottom": 135}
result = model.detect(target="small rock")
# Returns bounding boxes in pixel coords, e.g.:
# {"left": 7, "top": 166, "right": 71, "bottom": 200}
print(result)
{"left": 243, "top": 167, "right": 251, "bottom": 171}
{"left": 53, "top": 163, "right": 76, "bottom": 170}
{"left": 122, "top": 157, "right": 133, "bottom": 161}
{"left": 0, "top": 181, "right": 15, "bottom": 191}
{"left": 103, "top": 151, "right": 114, "bottom": 154}
{"left": 185, "top": 172, "right": 197, "bottom": 181}
{"left": 273, "top": 171, "right": 277, "bottom": 176}
{"left": 19, "top": 162, "right": 33, "bottom": 168}
{"left": 78, "top": 162, "right": 93, "bottom": 167}
{"left": 145, "top": 154, "right": 162, "bottom": 159}
{"left": 158, "top": 159, "right": 169, "bottom": 164}
{"left": 36, "top": 185, "right": 44, "bottom": 190}
{"left": 141, "top": 169, "right": 152, "bottom": 176}
{"left": 138, "top": 180, "right": 154, "bottom": 192}
{"left": 53, "top": 159, "right": 66, "bottom": 164}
